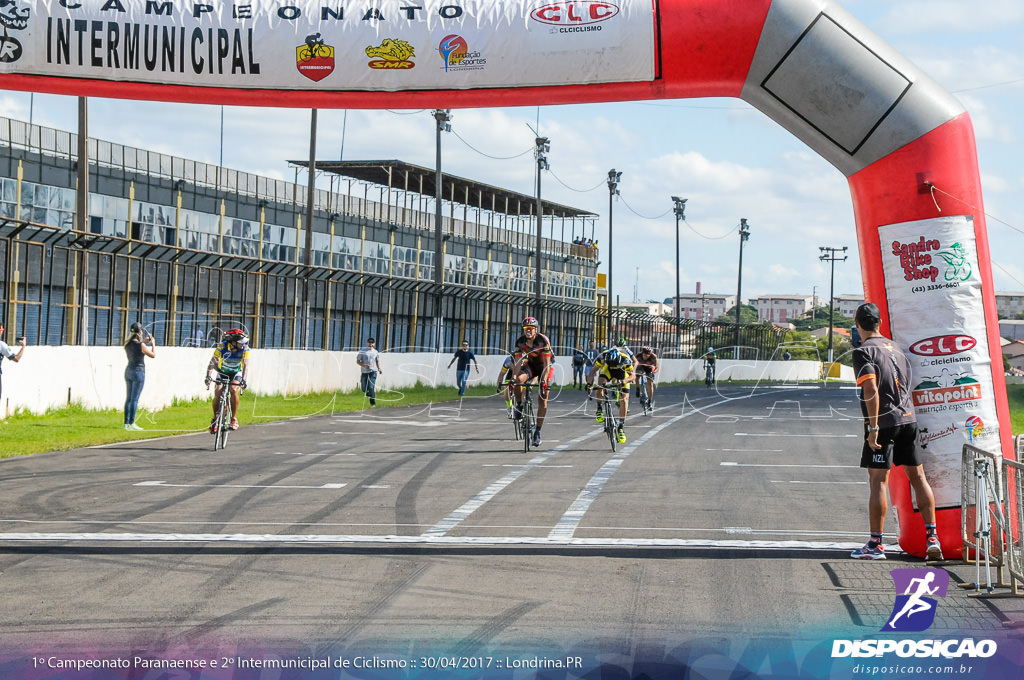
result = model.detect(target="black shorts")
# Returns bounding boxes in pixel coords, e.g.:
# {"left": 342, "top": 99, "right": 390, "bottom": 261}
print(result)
{"left": 860, "top": 422, "right": 921, "bottom": 469}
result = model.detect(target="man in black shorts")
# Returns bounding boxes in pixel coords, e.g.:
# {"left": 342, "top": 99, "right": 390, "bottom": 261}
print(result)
{"left": 850, "top": 302, "right": 941, "bottom": 561}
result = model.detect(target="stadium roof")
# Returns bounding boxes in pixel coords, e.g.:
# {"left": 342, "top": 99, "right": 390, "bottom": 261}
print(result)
{"left": 289, "top": 159, "right": 597, "bottom": 220}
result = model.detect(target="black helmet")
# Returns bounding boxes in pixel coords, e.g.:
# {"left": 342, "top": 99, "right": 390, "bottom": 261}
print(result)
{"left": 224, "top": 328, "right": 249, "bottom": 344}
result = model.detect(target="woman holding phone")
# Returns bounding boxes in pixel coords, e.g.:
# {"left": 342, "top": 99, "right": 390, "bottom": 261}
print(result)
{"left": 123, "top": 322, "right": 156, "bottom": 431}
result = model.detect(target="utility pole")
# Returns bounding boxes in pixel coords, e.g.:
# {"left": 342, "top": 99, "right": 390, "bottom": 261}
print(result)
{"left": 734, "top": 218, "right": 750, "bottom": 359}
{"left": 432, "top": 109, "right": 452, "bottom": 352}
{"left": 819, "top": 246, "right": 848, "bottom": 363}
{"left": 672, "top": 197, "right": 687, "bottom": 357}
{"left": 534, "top": 135, "right": 549, "bottom": 317}
{"left": 606, "top": 170, "right": 621, "bottom": 345}
{"left": 302, "top": 108, "right": 317, "bottom": 349}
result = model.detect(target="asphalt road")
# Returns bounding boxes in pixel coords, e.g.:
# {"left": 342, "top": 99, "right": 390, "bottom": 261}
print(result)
{"left": 1, "top": 382, "right": 1021, "bottom": 673}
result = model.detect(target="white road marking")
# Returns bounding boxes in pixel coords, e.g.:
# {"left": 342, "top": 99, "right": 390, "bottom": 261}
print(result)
{"left": 327, "top": 419, "right": 444, "bottom": 427}
{"left": 134, "top": 481, "right": 347, "bottom": 490}
{"left": 705, "top": 449, "right": 784, "bottom": 452}
{"left": 482, "top": 464, "right": 574, "bottom": 468}
{"left": 0, "top": 532, "right": 878, "bottom": 551}
{"left": 721, "top": 462, "right": 859, "bottom": 469}
{"left": 735, "top": 432, "right": 857, "bottom": 437}
{"left": 770, "top": 480, "right": 865, "bottom": 485}
{"left": 548, "top": 391, "right": 786, "bottom": 540}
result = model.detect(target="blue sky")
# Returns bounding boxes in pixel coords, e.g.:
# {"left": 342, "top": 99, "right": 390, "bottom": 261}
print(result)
{"left": 3, "top": 0, "right": 1023, "bottom": 306}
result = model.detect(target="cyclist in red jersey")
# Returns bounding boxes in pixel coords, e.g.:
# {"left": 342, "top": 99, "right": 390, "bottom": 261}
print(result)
{"left": 510, "top": 316, "right": 554, "bottom": 448}
{"left": 635, "top": 346, "right": 659, "bottom": 406}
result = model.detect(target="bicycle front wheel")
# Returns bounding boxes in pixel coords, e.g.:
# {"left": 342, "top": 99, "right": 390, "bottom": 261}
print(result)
{"left": 215, "top": 394, "right": 230, "bottom": 450}
{"left": 522, "top": 400, "right": 534, "bottom": 452}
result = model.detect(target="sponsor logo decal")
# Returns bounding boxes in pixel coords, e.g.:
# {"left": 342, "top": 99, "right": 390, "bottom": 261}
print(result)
{"left": 909, "top": 335, "right": 977, "bottom": 357}
{"left": 0, "top": 0, "right": 30, "bottom": 63}
{"left": 366, "top": 38, "right": 416, "bottom": 69}
{"left": 438, "top": 34, "right": 486, "bottom": 72}
{"left": 890, "top": 236, "right": 974, "bottom": 286}
{"left": 912, "top": 369, "right": 982, "bottom": 411}
{"left": 530, "top": 1, "right": 620, "bottom": 31}
{"left": 918, "top": 422, "right": 958, "bottom": 449}
{"left": 296, "top": 33, "right": 334, "bottom": 82}
{"left": 965, "top": 415, "right": 984, "bottom": 441}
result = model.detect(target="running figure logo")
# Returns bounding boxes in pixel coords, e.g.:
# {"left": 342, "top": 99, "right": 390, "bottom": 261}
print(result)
{"left": 882, "top": 568, "right": 949, "bottom": 632}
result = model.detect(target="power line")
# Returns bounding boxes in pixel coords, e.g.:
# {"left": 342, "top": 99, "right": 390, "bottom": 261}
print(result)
{"left": 547, "top": 168, "right": 606, "bottom": 193}
{"left": 449, "top": 129, "right": 533, "bottom": 160}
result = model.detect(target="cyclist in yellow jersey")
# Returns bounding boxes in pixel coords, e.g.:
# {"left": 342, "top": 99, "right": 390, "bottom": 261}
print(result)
{"left": 585, "top": 346, "right": 635, "bottom": 444}
{"left": 204, "top": 328, "right": 250, "bottom": 432}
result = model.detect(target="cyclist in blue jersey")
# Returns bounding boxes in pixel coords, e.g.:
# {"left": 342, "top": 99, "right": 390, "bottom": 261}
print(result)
{"left": 204, "top": 328, "right": 250, "bottom": 432}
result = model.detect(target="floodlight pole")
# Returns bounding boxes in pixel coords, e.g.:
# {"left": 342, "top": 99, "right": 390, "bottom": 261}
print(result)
{"left": 606, "top": 169, "right": 621, "bottom": 345}
{"left": 672, "top": 197, "right": 687, "bottom": 356}
{"left": 819, "top": 246, "right": 848, "bottom": 363}
{"left": 433, "top": 109, "right": 451, "bottom": 353}
{"left": 534, "top": 136, "right": 549, "bottom": 318}
{"left": 734, "top": 218, "right": 750, "bottom": 359}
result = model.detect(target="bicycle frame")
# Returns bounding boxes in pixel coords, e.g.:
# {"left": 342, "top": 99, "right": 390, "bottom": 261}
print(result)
{"left": 599, "top": 382, "right": 624, "bottom": 451}
{"left": 211, "top": 375, "right": 236, "bottom": 451}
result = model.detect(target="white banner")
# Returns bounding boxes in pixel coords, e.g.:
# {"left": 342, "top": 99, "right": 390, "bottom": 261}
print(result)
{"left": 879, "top": 215, "right": 1000, "bottom": 509}
{"left": 0, "top": 0, "right": 657, "bottom": 90}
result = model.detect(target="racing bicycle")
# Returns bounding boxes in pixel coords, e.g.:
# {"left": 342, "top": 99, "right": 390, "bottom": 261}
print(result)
{"left": 704, "top": 360, "right": 716, "bottom": 387}
{"left": 591, "top": 380, "right": 625, "bottom": 452}
{"left": 207, "top": 375, "right": 241, "bottom": 451}
{"left": 514, "top": 382, "right": 537, "bottom": 452}
{"left": 635, "top": 372, "right": 653, "bottom": 416}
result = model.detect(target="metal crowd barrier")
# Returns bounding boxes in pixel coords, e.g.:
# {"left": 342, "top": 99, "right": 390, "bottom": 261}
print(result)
{"left": 959, "top": 437, "right": 1024, "bottom": 598}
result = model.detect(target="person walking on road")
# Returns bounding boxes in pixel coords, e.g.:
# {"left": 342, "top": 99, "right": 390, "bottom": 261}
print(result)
{"left": 447, "top": 340, "right": 479, "bottom": 396}
{"left": 0, "top": 323, "right": 26, "bottom": 411}
{"left": 571, "top": 344, "right": 588, "bottom": 389}
{"left": 123, "top": 321, "right": 156, "bottom": 431}
{"left": 357, "top": 337, "right": 383, "bottom": 406}
{"left": 850, "top": 302, "right": 942, "bottom": 561}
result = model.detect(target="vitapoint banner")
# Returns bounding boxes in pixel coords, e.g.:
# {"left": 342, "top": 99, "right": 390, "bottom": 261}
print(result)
{"left": 0, "top": 0, "right": 657, "bottom": 90}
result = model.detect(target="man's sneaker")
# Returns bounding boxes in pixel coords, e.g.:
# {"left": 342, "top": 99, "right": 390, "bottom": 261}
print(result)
{"left": 124, "top": 424, "right": 132, "bottom": 431}
{"left": 531, "top": 430, "right": 542, "bottom": 447}
{"left": 851, "top": 542, "right": 886, "bottom": 560}
{"left": 616, "top": 426, "right": 626, "bottom": 444}
{"left": 209, "top": 418, "right": 218, "bottom": 434}
{"left": 926, "top": 536, "right": 943, "bottom": 561}
{"left": 129, "top": 423, "right": 144, "bottom": 431}
{"left": 230, "top": 418, "right": 239, "bottom": 431}
{"left": 595, "top": 410, "right": 604, "bottom": 423}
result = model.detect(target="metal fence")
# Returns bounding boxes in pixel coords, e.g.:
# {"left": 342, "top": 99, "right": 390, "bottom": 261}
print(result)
{"left": 959, "top": 437, "right": 1024, "bottom": 598}
{"left": 1, "top": 218, "right": 788, "bottom": 357}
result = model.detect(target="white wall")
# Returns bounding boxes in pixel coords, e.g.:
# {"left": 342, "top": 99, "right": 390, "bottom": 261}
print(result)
{"left": 0, "top": 347, "right": 851, "bottom": 416}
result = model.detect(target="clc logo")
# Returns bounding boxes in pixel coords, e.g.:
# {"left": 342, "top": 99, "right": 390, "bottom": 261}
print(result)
{"left": 530, "top": 1, "right": 620, "bottom": 26}
{"left": 909, "top": 335, "right": 976, "bottom": 357}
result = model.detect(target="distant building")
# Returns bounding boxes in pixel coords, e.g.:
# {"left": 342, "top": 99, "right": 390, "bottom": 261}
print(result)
{"left": 674, "top": 283, "right": 735, "bottom": 321}
{"left": 749, "top": 295, "right": 812, "bottom": 324}
{"left": 996, "top": 292, "right": 1024, "bottom": 318}
{"left": 1000, "top": 320, "right": 1024, "bottom": 341}
{"left": 833, "top": 294, "right": 866, "bottom": 319}
{"left": 1003, "top": 338, "right": 1024, "bottom": 373}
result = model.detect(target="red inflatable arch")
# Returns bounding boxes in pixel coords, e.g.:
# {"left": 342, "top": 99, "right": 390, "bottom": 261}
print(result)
{"left": 0, "top": 0, "right": 1010, "bottom": 558}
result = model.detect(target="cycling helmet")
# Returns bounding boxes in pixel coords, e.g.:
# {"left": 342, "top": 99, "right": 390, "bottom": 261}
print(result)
{"left": 224, "top": 328, "right": 249, "bottom": 344}
{"left": 641, "top": 346, "right": 653, "bottom": 354}
{"left": 616, "top": 337, "right": 628, "bottom": 347}
{"left": 605, "top": 348, "right": 621, "bottom": 364}
{"left": 707, "top": 346, "right": 714, "bottom": 352}
{"left": 523, "top": 317, "right": 539, "bottom": 329}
